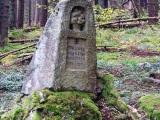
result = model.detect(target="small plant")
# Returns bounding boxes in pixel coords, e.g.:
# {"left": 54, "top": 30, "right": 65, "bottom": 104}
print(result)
{"left": 93, "top": 5, "right": 131, "bottom": 24}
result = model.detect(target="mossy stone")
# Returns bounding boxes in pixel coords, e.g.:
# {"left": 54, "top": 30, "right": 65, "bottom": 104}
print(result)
{"left": 99, "top": 73, "right": 128, "bottom": 112}
{"left": 1, "top": 89, "right": 102, "bottom": 120}
{"left": 138, "top": 94, "right": 160, "bottom": 120}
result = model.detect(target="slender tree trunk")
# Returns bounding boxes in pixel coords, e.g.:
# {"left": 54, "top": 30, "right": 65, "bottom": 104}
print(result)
{"left": 35, "top": 0, "right": 41, "bottom": 27}
{"left": 148, "top": 0, "right": 159, "bottom": 24}
{"left": 139, "top": 0, "right": 147, "bottom": 9}
{"left": 10, "top": 0, "right": 17, "bottom": 29}
{"left": 104, "top": 0, "right": 108, "bottom": 8}
{"left": 144, "top": 0, "right": 147, "bottom": 9}
{"left": 0, "top": 1, "right": 2, "bottom": 36}
{"left": 24, "top": 0, "right": 29, "bottom": 26}
{"left": 17, "top": 0, "right": 24, "bottom": 28}
{"left": 0, "top": 1, "right": 2, "bottom": 45}
{"left": 131, "top": 0, "right": 140, "bottom": 18}
{"left": 28, "top": 0, "right": 31, "bottom": 26}
{"left": 0, "top": 0, "right": 9, "bottom": 46}
{"left": 31, "top": 0, "right": 36, "bottom": 26}
{"left": 40, "top": 0, "right": 48, "bottom": 27}
{"left": 95, "top": 0, "right": 98, "bottom": 5}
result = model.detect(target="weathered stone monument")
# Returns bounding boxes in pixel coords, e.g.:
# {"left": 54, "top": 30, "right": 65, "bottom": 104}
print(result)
{"left": 22, "top": 0, "right": 97, "bottom": 94}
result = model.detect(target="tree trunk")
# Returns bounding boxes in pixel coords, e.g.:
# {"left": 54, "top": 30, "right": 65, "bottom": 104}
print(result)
{"left": 0, "top": 0, "right": 9, "bottom": 46}
{"left": 104, "top": 0, "right": 108, "bottom": 8}
{"left": 28, "top": 0, "right": 31, "bottom": 26}
{"left": 24, "top": 0, "right": 29, "bottom": 26}
{"left": 40, "top": 0, "right": 48, "bottom": 27}
{"left": 17, "top": 0, "right": 24, "bottom": 28}
{"left": 144, "top": 0, "right": 147, "bottom": 9}
{"left": 148, "top": 0, "right": 159, "bottom": 24}
{"left": 35, "top": 0, "right": 41, "bottom": 27}
{"left": 9, "top": 0, "right": 17, "bottom": 29}
{"left": 95, "top": 0, "right": 98, "bottom": 5}
{"left": 31, "top": 0, "right": 36, "bottom": 26}
{"left": 131, "top": 0, "right": 140, "bottom": 18}
{"left": 0, "top": 1, "right": 2, "bottom": 35}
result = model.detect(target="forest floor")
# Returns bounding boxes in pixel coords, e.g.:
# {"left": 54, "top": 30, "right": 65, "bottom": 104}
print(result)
{"left": 0, "top": 25, "right": 160, "bottom": 119}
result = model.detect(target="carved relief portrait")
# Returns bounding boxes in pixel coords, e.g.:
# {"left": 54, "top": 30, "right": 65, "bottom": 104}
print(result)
{"left": 70, "top": 6, "right": 85, "bottom": 31}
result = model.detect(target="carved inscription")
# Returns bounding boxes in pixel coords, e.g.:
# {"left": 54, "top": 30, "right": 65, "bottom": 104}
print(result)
{"left": 67, "top": 38, "right": 86, "bottom": 70}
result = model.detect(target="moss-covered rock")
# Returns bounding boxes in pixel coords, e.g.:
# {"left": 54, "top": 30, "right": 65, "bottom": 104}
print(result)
{"left": 138, "top": 94, "right": 160, "bottom": 120}
{"left": 98, "top": 73, "right": 128, "bottom": 112}
{"left": 1, "top": 90, "right": 102, "bottom": 120}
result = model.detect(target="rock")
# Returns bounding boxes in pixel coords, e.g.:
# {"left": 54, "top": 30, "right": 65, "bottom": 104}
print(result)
{"left": 22, "top": 0, "right": 96, "bottom": 95}
{"left": 38, "top": 92, "right": 46, "bottom": 103}
{"left": 1, "top": 89, "right": 102, "bottom": 120}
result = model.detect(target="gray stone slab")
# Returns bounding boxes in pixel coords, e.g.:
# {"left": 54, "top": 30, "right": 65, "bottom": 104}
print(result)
{"left": 22, "top": 0, "right": 96, "bottom": 94}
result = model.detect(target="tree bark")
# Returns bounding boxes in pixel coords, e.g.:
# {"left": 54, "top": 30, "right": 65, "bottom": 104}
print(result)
{"left": 144, "top": 0, "right": 147, "bottom": 9}
{"left": 31, "top": 0, "right": 36, "bottom": 26}
{"left": 95, "top": 0, "right": 98, "bottom": 5}
{"left": 104, "top": 0, "right": 108, "bottom": 8}
{"left": 17, "top": 0, "right": 24, "bottom": 28}
{"left": 28, "top": 0, "right": 31, "bottom": 26}
{"left": 9, "top": 0, "right": 17, "bottom": 29}
{"left": 40, "top": 0, "right": 48, "bottom": 27}
{"left": 131, "top": 0, "right": 140, "bottom": 18}
{"left": 0, "top": 0, "right": 9, "bottom": 46}
{"left": 35, "top": 0, "right": 41, "bottom": 27}
{"left": 148, "top": 0, "right": 159, "bottom": 24}
{"left": 0, "top": 1, "right": 2, "bottom": 36}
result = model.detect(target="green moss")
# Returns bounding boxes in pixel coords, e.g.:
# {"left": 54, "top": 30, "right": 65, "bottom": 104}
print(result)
{"left": 1, "top": 89, "right": 102, "bottom": 120}
{"left": 138, "top": 94, "right": 160, "bottom": 120}
{"left": 117, "top": 101, "right": 128, "bottom": 112}
{"left": 97, "top": 52, "right": 120, "bottom": 62}
{"left": 32, "top": 112, "right": 41, "bottom": 120}
{"left": 83, "top": 99, "right": 102, "bottom": 120}
{"left": 11, "top": 107, "right": 23, "bottom": 118}
{"left": 99, "top": 74, "right": 128, "bottom": 112}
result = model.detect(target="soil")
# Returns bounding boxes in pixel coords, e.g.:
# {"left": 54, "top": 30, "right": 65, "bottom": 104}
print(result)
{"left": 129, "top": 46, "right": 160, "bottom": 57}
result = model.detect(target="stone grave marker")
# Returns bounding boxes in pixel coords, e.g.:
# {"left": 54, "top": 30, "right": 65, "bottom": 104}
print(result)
{"left": 22, "top": 0, "right": 97, "bottom": 94}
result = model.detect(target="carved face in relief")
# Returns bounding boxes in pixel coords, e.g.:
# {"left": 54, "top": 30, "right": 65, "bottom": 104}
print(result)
{"left": 70, "top": 7, "right": 85, "bottom": 31}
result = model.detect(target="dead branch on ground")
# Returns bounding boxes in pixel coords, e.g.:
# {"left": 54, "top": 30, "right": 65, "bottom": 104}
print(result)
{"left": 0, "top": 43, "right": 36, "bottom": 60}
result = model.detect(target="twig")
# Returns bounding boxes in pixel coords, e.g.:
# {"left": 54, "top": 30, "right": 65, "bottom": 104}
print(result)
{"left": 96, "top": 17, "right": 160, "bottom": 27}
{"left": 9, "top": 39, "right": 39, "bottom": 43}
{"left": 12, "top": 55, "right": 32, "bottom": 65}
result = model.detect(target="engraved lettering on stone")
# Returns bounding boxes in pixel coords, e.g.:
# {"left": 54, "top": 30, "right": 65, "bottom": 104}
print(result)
{"left": 67, "top": 38, "right": 86, "bottom": 70}
{"left": 70, "top": 6, "right": 85, "bottom": 31}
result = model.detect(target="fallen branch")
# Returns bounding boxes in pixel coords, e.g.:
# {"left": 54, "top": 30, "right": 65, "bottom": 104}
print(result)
{"left": 0, "top": 43, "right": 36, "bottom": 60}
{"left": 12, "top": 55, "right": 33, "bottom": 65}
{"left": 96, "top": 46, "right": 118, "bottom": 52}
{"left": 96, "top": 17, "right": 160, "bottom": 28}
{"left": 9, "top": 39, "right": 39, "bottom": 43}
{"left": 18, "top": 53, "right": 33, "bottom": 59}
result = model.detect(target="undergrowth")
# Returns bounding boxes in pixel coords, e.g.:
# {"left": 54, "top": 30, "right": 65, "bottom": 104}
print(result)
{"left": 0, "top": 71, "right": 24, "bottom": 91}
{"left": 96, "top": 25, "right": 160, "bottom": 52}
{"left": 8, "top": 28, "right": 43, "bottom": 40}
